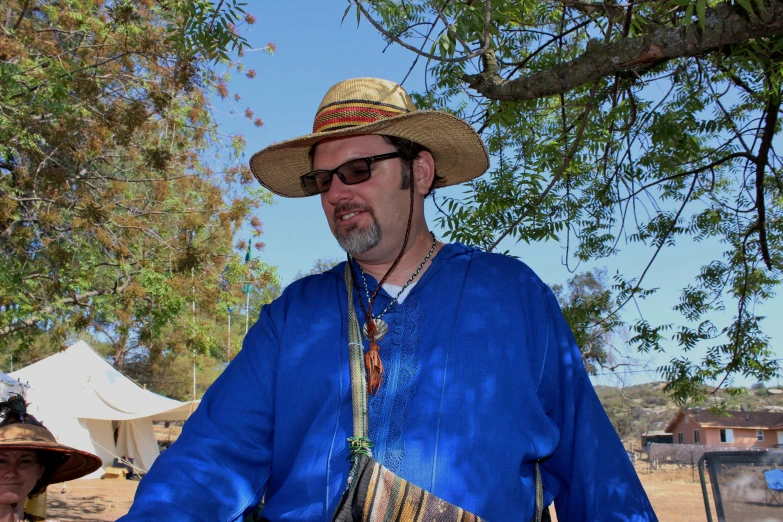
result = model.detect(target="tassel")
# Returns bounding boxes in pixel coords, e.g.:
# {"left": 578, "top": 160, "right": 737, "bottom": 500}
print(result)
{"left": 365, "top": 340, "right": 383, "bottom": 394}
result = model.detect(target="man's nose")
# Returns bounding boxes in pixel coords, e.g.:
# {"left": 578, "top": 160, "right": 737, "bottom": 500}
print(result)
{"left": 325, "top": 173, "right": 354, "bottom": 204}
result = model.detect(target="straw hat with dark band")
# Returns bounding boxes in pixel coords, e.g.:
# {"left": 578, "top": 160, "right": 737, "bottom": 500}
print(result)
{"left": 0, "top": 401, "right": 102, "bottom": 484}
{"left": 249, "top": 77, "right": 489, "bottom": 198}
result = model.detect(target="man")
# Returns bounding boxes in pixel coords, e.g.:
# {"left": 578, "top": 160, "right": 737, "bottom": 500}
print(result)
{"left": 121, "top": 78, "right": 657, "bottom": 521}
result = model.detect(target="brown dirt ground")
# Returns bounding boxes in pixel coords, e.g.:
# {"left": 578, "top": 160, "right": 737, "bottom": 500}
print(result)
{"left": 44, "top": 479, "right": 139, "bottom": 521}
{"left": 37, "top": 462, "right": 781, "bottom": 521}
{"left": 634, "top": 465, "right": 712, "bottom": 522}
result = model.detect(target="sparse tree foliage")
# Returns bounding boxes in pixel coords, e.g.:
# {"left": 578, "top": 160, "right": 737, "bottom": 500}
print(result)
{"left": 293, "top": 256, "right": 344, "bottom": 281}
{"left": 0, "top": 0, "right": 277, "bottom": 386}
{"left": 552, "top": 268, "right": 622, "bottom": 374}
{"left": 351, "top": 0, "right": 783, "bottom": 403}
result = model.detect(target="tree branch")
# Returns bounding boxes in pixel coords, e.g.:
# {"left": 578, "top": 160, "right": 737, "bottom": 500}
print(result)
{"left": 354, "top": 0, "right": 492, "bottom": 63}
{"left": 619, "top": 152, "right": 754, "bottom": 201}
{"left": 753, "top": 85, "right": 780, "bottom": 270}
{"left": 0, "top": 220, "right": 22, "bottom": 241}
{"left": 465, "top": 1, "right": 783, "bottom": 101}
{"left": 611, "top": 174, "right": 699, "bottom": 320}
{"left": 13, "top": 0, "right": 30, "bottom": 30}
{"left": 621, "top": 0, "right": 635, "bottom": 38}
{"left": 8, "top": 52, "right": 132, "bottom": 101}
{"left": 487, "top": 81, "right": 600, "bottom": 252}
{"left": 503, "top": 16, "right": 596, "bottom": 78}
{"left": 0, "top": 279, "right": 132, "bottom": 337}
{"left": 558, "top": 0, "right": 624, "bottom": 18}
{"left": 434, "top": 0, "right": 472, "bottom": 55}
{"left": 208, "top": 0, "right": 227, "bottom": 33}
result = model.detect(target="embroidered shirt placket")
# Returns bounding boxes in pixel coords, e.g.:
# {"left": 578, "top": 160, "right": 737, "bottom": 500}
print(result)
{"left": 368, "top": 295, "right": 421, "bottom": 475}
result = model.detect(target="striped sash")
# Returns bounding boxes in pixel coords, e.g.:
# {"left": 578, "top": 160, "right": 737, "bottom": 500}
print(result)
{"left": 332, "top": 453, "right": 483, "bottom": 522}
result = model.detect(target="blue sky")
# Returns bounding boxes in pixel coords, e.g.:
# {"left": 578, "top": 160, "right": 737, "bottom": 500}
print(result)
{"left": 216, "top": 1, "right": 782, "bottom": 388}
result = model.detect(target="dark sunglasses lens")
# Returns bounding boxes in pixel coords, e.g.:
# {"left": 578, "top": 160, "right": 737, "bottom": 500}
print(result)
{"left": 338, "top": 159, "right": 371, "bottom": 185}
{"left": 302, "top": 171, "right": 331, "bottom": 194}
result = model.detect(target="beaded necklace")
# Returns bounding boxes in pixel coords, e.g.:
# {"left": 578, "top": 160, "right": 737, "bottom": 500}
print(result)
{"left": 346, "top": 161, "right": 423, "bottom": 395}
{"left": 357, "top": 231, "right": 437, "bottom": 342}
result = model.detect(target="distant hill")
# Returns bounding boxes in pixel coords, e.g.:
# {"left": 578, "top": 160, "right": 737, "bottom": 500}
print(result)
{"left": 594, "top": 382, "right": 783, "bottom": 443}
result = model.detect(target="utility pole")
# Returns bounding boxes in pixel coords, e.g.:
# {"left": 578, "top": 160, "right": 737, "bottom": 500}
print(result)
{"left": 242, "top": 283, "right": 253, "bottom": 335}
{"left": 243, "top": 240, "right": 253, "bottom": 337}
{"left": 245, "top": 288, "right": 251, "bottom": 335}
{"left": 227, "top": 307, "right": 233, "bottom": 357}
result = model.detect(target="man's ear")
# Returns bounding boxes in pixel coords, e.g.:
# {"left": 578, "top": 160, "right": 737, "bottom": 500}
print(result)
{"left": 412, "top": 150, "right": 435, "bottom": 197}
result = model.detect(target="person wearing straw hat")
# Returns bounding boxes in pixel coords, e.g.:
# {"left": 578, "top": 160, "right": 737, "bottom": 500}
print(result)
{"left": 0, "top": 396, "right": 102, "bottom": 522}
{"left": 123, "top": 78, "right": 656, "bottom": 521}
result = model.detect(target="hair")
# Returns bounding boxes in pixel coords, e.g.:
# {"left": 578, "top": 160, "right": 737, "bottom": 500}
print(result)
{"left": 307, "top": 135, "right": 446, "bottom": 198}
{"left": 380, "top": 135, "right": 444, "bottom": 198}
{"left": 29, "top": 450, "right": 66, "bottom": 497}
{"left": 0, "top": 412, "right": 43, "bottom": 430}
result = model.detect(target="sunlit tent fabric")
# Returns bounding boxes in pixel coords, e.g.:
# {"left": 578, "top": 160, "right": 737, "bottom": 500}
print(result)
{"left": 10, "top": 341, "right": 198, "bottom": 479}
{"left": 0, "top": 371, "right": 24, "bottom": 399}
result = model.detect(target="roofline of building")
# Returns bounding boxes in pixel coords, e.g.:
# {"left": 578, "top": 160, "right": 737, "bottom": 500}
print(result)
{"left": 665, "top": 410, "right": 686, "bottom": 433}
{"left": 665, "top": 408, "right": 783, "bottom": 432}
{"left": 687, "top": 423, "right": 771, "bottom": 430}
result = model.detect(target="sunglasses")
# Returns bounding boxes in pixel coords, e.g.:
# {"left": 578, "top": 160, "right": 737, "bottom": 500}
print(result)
{"left": 300, "top": 152, "right": 401, "bottom": 195}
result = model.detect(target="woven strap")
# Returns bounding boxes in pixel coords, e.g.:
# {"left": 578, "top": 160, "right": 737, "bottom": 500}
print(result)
{"left": 345, "top": 264, "right": 371, "bottom": 456}
{"left": 535, "top": 461, "right": 543, "bottom": 522}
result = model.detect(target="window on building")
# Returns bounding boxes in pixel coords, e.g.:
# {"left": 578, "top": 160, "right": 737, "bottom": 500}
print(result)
{"left": 720, "top": 429, "right": 734, "bottom": 443}
{"left": 757, "top": 430, "right": 764, "bottom": 441}
{"left": 694, "top": 430, "right": 700, "bottom": 443}
{"left": 678, "top": 432, "right": 684, "bottom": 444}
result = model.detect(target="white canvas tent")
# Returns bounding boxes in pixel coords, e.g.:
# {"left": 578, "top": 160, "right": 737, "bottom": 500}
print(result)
{"left": 10, "top": 341, "right": 198, "bottom": 479}
{"left": 0, "top": 371, "right": 25, "bottom": 399}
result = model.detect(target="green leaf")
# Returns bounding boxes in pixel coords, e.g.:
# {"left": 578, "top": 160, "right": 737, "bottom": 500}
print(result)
{"left": 736, "top": 0, "right": 755, "bottom": 16}
{"left": 341, "top": 1, "right": 352, "bottom": 26}
{"left": 696, "top": 0, "right": 706, "bottom": 30}
{"left": 438, "top": 31, "right": 452, "bottom": 56}
{"left": 630, "top": 16, "right": 643, "bottom": 35}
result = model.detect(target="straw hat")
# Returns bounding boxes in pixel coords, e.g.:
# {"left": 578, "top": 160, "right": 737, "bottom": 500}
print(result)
{"left": 249, "top": 77, "right": 489, "bottom": 198}
{"left": 0, "top": 403, "right": 102, "bottom": 484}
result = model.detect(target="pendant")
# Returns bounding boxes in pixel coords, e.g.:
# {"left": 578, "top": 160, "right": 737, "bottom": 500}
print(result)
{"left": 362, "top": 318, "right": 389, "bottom": 342}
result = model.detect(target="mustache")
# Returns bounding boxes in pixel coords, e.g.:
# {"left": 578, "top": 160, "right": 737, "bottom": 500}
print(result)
{"left": 333, "top": 203, "right": 372, "bottom": 221}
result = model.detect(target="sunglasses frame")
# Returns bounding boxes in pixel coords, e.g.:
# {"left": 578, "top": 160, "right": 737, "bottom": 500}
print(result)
{"left": 300, "top": 152, "right": 401, "bottom": 195}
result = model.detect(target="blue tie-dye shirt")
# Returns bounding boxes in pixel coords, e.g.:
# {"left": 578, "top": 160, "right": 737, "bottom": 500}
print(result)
{"left": 121, "top": 243, "right": 657, "bottom": 521}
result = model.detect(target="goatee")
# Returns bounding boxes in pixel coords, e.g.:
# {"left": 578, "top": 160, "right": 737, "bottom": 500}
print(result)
{"left": 333, "top": 205, "right": 382, "bottom": 256}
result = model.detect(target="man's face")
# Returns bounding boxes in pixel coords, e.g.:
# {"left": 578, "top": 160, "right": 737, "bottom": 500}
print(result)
{"left": 314, "top": 135, "right": 411, "bottom": 259}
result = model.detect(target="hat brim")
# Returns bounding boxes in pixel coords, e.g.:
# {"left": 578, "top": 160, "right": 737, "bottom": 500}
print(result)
{"left": 0, "top": 440, "right": 103, "bottom": 483}
{"left": 249, "top": 111, "right": 489, "bottom": 198}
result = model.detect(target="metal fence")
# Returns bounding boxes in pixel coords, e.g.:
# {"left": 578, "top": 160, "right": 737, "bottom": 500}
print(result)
{"left": 649, "top": 443, "right": 769, "bottom": 469}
